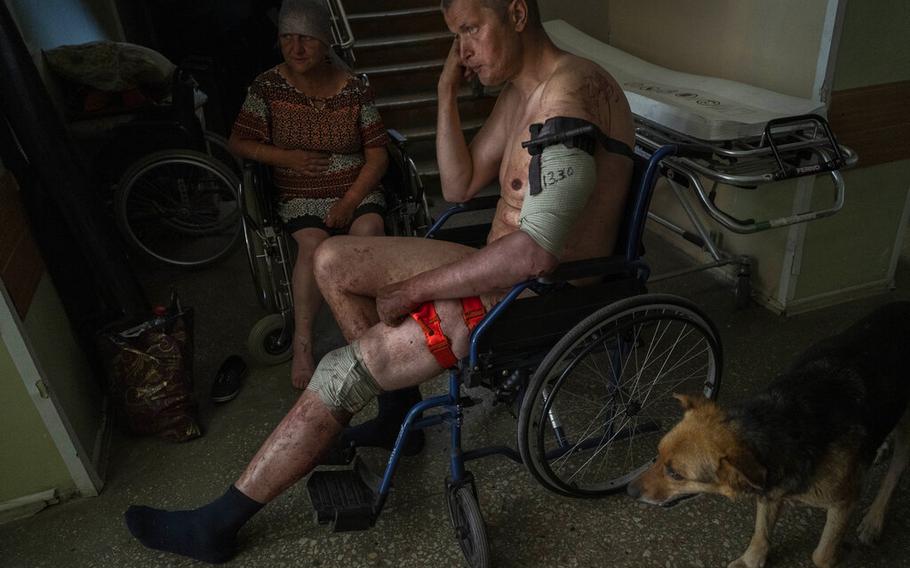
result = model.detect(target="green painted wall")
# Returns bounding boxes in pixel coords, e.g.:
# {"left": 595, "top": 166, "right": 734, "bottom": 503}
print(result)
{"left": 789, "top": 0, "right": 910, "bottom": 307}
{"left": 539, "top": 0, "right": 608, "bottom": 44}
{"left": 0, "top": 0, "right": 119, "bottom": 507}
{"left": 793, "top": 161, "right": 910, "bottom": 306}
{"left": 23, "top": 276, "right": 104, "bottom": 463}
{"left": 0, "top": 333, "right": 73, "bottom": 503}
{"left": 833, "top": 0, "right": 910, "bottom": 91}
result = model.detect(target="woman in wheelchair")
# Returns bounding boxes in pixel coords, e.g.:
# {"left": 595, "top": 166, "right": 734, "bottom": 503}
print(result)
{"left": 228, "top": 0, "right": 389, "bottom": 389}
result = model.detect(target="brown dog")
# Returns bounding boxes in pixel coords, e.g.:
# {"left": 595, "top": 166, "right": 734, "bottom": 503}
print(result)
{"left": 626, "top": 302, "right": 910, "bottom": 568}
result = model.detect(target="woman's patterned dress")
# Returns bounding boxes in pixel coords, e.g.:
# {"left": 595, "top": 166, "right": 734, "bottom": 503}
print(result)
{"left": 232, "top": 67, "right": 390, "bottom": 233}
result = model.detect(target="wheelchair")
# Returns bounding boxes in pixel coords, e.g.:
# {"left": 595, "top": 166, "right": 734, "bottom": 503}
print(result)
{"left": 92, "top": 67, "right": 243, "bottom": 269}
{"left": 302, "top": 142, "right": 723, "bottom": 568}
{"left": 240, "top": 129, "right": 431, "bottom": 365}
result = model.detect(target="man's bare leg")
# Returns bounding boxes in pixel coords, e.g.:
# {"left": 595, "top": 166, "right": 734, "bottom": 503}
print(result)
{"left": 315, "top": 235, "right": 476, "bottom": 452}
{"left": 236, "top": 390, "right": 349, "bottom": 501}
{"left": 124, "top": 298, "right": 469, "bottom": 563}
{"left": 315, "top": 235, "right": 476, "bottom": 341}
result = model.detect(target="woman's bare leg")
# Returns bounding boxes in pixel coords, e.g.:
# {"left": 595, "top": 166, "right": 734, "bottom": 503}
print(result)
{"left": 290, "top": 227, "right": 330, "bottom": 389}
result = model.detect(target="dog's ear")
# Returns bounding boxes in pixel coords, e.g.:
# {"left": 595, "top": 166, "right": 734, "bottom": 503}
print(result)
{"left": 673, "top": 393, "right": 710, "bottom": 411}
{"left": 718, "top": 449, "right": 767, "bottom": 494}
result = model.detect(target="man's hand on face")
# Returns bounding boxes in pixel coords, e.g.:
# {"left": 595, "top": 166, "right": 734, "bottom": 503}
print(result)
{"left": 376, "top": 281, "right": 421, "bottom": 327}
{"left": 438, "top": 38, "right": 474, "bottom": 94}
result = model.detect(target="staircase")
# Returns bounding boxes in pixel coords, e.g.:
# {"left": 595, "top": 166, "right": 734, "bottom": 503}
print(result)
{"left": 343, "top": 0, "right": 497, "bottom": 200}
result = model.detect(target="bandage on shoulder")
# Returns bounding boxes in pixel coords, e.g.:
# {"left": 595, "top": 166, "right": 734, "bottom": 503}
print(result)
{"left": 523, "top": 116, "right": 634, "bottom": 196}
{"left": 411, "top": 298, "right": 487, "bottom": 369}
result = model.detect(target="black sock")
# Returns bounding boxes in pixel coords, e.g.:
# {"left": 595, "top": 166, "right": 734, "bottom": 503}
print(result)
{"left": 125, "top": 485, "right": 264, "bottom": 564}
{"left": 341, "top": 387, "right": 424, "bottom": 453}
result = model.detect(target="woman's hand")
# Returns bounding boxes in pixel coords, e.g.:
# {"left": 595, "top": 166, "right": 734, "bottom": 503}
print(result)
{"left": 285, "top": 149, "right": 331, "bottom": 176}
{"left": 325, "top": 197, "right": 357, "bottom": 229}
{"left": 376, "top": 281, "right": 420, "bottom": 326}
{"left": 438, "top": 38, "right": 473, "bottom": 95}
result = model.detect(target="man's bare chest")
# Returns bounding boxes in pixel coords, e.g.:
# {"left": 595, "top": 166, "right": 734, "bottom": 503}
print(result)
{"left": 498, "top": 105, "right": 542, "bottom": 203}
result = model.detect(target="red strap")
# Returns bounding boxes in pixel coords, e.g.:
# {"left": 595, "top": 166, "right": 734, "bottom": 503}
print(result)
{"left": 411, "top": 298, "right": 488, "bottom": 369}
{"left": 461, "top": 296, "right": 486, "bottom": 331}
{"left": 411, "top": 302, "right": 458, "bottom": 369}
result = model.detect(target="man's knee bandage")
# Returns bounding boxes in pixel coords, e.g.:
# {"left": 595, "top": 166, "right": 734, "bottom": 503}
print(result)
{"left": 519, "top": 143, "right": 596, "bottom": 257}
{"left": 306, "top": 342, "right": 381, "bottom": 415}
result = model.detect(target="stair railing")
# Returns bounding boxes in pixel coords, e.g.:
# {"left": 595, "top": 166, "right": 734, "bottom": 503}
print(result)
{"left": 325, "top": 0, "right": 356, "bottom": 65}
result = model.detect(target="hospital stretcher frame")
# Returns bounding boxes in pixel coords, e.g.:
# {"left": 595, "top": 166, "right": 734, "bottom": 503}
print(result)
{"left": 634, "top": 113, "right": 857, "bottom": 305}
{"left": 542, "top": 19, "right": 858, "bottom": 305}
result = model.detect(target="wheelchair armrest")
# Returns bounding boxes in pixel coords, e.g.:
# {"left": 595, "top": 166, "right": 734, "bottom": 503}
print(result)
{"left": 387, "top": 128, "right": 407, "bottom": 146}
{"left": 425, "top": 195, "right": 500, "bottom": 238}
{"left": 540, "top": 256, "right": 645, "bottom": 283}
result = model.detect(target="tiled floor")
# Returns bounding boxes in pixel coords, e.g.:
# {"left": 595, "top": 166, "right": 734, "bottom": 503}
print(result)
{"left": 3, "top": 229, "right": 910, "bottom": 568}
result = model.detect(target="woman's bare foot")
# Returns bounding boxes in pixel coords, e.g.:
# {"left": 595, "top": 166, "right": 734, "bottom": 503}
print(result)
{"left": 291, "top": 342, "right": 316, "bottom": 390}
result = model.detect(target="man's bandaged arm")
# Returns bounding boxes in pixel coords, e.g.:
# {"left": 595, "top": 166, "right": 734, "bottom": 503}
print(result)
{"left": 519, "top": 143, "right": 597, "bottom": 258}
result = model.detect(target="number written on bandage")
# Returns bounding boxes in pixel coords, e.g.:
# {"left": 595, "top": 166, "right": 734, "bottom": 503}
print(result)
{"left": 543, "top": 166, "right": 575, "bottom": 189}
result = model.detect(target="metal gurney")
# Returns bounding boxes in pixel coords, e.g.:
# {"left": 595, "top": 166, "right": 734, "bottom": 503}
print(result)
{"left": 544, "top": 20, "right": 858, "bottom": 305}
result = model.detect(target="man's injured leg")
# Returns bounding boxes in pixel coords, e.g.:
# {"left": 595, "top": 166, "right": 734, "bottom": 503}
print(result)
{"left": 124, "top": 345, "right": 379, "bottom": 564}
{"left": 312, "top": 342, "right": 424, "bottom": 455}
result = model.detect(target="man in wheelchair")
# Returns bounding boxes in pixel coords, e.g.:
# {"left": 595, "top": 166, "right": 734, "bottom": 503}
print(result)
{"left": 125, "top": 0, "right": 637, "bottom": 562}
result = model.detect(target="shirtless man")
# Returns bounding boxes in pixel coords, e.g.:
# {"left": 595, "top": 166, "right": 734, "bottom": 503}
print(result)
{"left": 124, "top": 0, "right": 634, "bottom": 563}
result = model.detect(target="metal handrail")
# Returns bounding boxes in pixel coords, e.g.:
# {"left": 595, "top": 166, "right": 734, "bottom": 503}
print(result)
{"left": 324, "top": 0, "right": 356, "bottom": 63}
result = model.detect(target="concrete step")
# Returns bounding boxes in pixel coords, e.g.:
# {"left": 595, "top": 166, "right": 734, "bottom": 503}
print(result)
{"left": 348, "top": 6, "right": 445, "bottom": 38}
{"left": 397, "top": 118, "right": 486, "bottom": 162}
{"left": 376, "top": 89, "right": 496, "bottom": 133}
{"left": 413, "top": 141, "right": 501, "bottom": 200}
{"left": 353, "top": 31, "right": 452, "bottom": 67}
{"left": 360, "top": 59, "right": 445, "bottom": 98}
{"left": 344, "top": 0, "right": 439, "bottom": 14}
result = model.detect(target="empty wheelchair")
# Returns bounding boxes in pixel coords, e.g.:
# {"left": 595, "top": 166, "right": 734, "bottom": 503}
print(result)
{"left": 240, "top": 128, "right": 431, "bottom": 365}
{"left": 304, "top": 142, "right": 723, "bottom": 568}
{"left": 95, "top": 67, "right": 243, "bottom": 268}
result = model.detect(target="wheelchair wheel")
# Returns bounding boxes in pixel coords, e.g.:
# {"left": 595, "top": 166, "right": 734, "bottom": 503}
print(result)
{"left": 204, "top": 131, "right": 242, "bottom": 177}
{"left": 115, "top": 149, "right": 241, "bottom": 268}
{"left": 241, "top": 163, "right": 282, "bottom": 312}
{"left": 247, "top": 313, "right": 293, "bottom": 366}
{"left": 517, "top": 293, "right": 721, "bottom": 498}
{"left": 385, "top": 190, "right": 431, "bottom": 237}
{"left": 445, "top": 485, "right": 490, "bottom": 568}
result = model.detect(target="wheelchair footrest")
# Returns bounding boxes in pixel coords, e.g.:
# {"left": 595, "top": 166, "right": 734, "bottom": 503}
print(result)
{"left": 307, "top": 457, "right": 378, "bottom": 532}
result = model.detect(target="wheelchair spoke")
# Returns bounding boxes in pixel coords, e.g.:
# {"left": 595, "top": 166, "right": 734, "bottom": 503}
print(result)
{"left": 522, "top": 298, "right": 721, "bottom": 496}
{"left": 560, "top": 412, "right": 637, "bottom": 482}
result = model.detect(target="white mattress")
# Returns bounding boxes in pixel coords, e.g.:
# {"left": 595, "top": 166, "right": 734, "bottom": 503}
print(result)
{"left": 544, "top": 20, "right": 825, "bottom": 141}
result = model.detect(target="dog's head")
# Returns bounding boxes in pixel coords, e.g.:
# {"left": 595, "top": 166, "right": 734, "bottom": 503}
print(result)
{"left": 627, "top": 394, "right": 766, "bottom": 507}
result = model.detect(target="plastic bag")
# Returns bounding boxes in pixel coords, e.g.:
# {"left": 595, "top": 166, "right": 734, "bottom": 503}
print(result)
{"left": 98, "top": 294, "right": 201, "bottom": 442}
